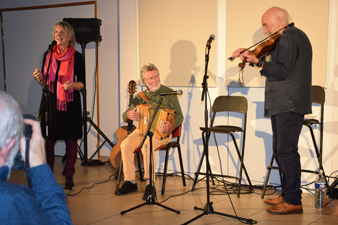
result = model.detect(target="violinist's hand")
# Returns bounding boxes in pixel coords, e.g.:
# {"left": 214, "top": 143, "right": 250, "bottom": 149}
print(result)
{"left": 159, "top": 121, "right": 172, "bottom": 133}
{"left": 231, "top": 48, "right": 246, "bottom": 58}
{"left": 127, "top": 108, "right": 140, "bottom": 121}
{"left": 241, "top": 51, "right": 259, "bottom": 64}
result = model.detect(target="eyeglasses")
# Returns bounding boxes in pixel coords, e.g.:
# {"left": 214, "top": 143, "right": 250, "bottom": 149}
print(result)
{"left": 145, "top": 74, "right": 159, "bottom": 82}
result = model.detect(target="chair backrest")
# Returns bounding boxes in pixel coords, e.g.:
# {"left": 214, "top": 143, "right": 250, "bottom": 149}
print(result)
{"left": 172, "top": 124, "right": 182, "bottom": 139}
{"left": 155, "top": 124, "right": 182, "bottom": 151}
{"left": 210, "top": 95, "right": 248, "bottom": 131}
{"left": 212, "top": 96, "right": 248, "bottom": 113}
{"left": 312, "top": 85, "right": 325, "bottom": 104}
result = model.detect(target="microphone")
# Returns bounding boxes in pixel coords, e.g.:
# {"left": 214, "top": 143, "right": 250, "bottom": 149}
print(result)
{"left": 48, "top": 40, "right": 57, "bottom": 52}
{"left": 157, "top": 90, "right": 183, "bottom": 96}
{"left": 207, "top": 34, "right": 215, "bottom": 45}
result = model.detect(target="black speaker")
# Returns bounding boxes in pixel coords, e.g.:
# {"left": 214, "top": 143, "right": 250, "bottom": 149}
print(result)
{"left": 63, "top": 18, "right": 102, "bottom": 43}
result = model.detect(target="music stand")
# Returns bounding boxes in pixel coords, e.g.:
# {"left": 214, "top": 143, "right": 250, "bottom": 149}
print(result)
{"left": 183, "top": 39, "right": 254, "bottom": 224}
{"left": 121, "top": 96, "right": 180, "bottom": 215}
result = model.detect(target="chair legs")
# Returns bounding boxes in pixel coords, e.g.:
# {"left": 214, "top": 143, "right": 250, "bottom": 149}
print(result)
{"left": 304, "top": 124, "right": 329, "bottom": 188}
{"left": 115, "top": 147, "right": 186, "bottom": 195}
{"left": 261, "top": 125, "right": 327, "bottom": 198}
{"left": 115, "top": 152, "right": 143, "bottom": 192}
{"left": 229, "top": 132, "right": 252, "bottom": 197}
{"left": 177, "top": 146, "right": 186, "bottom": 187}
{"left": 261, "top": 153, "right": 283, "bottom": 199}
{"left": 161, "top": 144, "right": 186, "bottom": 195}
{"left": 192, "top": 131, "right": 252, "bottom": 198}
{"left": 191, "top": 135, "right": 215, "bottom": 191}
{"left": 115, "top": 159, "right": 123, "bottom": 193}
{"left": 135, "top": 152, "right": 144, "bottom": 181}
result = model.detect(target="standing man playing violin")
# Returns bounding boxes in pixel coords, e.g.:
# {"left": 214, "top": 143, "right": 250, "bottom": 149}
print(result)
{"left": 232, "top": 7, "right": 312, "bottom": 215}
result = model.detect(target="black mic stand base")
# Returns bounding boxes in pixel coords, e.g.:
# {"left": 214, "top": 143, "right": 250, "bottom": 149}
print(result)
{"left": 121, "top": 194, "right": 180, "bottom": 215}
{"left": 183, "top": 202, "right": 254, "bottom": 225}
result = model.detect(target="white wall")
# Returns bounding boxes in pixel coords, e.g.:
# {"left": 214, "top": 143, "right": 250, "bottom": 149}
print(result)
{"left": 1, "top": 0, "right": 337, "bottom": 188}
{"left": 119, "top": 0, "right": 338, "bottom": 188}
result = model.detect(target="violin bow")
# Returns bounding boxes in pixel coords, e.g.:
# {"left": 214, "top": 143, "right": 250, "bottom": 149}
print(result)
{"left": 228, "top": 25, "right": 288, "bottom": 61}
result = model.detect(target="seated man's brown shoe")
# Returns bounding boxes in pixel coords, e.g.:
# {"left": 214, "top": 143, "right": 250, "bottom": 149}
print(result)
{"left": 267, "top": 202, "right": 303, "bottom": 215}
{"left": 264, "top": 196, "right": 283, "bottom": 205}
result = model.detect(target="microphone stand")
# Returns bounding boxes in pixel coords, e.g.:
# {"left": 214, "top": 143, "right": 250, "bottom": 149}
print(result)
{"left": 120, "top": 96, "right": 180, "bottom": 215}
{"left": 37, "top": 43, "right": 54, "bottom": 165}
{"left": 183, "top": 41, "right": 253, "bottom": 224}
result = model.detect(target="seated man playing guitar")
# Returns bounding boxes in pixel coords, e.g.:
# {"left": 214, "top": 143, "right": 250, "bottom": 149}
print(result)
{"left": 115, "top": 63, "right": 184, "bottom": 201}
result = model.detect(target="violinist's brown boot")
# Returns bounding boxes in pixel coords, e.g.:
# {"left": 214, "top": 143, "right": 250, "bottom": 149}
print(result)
{"left": 264, "top": 195, "right": 283, "bottom": 205}
{"left": 267, "top": 202, "right": 303, "bottom": 215}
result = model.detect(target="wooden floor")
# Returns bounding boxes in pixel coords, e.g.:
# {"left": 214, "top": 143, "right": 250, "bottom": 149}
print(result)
{"left": 9, "top": 156, "right": 338, "bottom": 225}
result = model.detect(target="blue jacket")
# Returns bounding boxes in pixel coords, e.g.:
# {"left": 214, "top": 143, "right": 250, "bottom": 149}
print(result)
{"left": 0, "top": 164, "right": 72, "bottom": 225}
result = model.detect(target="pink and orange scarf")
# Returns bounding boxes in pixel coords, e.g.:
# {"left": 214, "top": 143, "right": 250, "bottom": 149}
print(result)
{"left": 43, "top": 45, "right": 76, "bottom": 111}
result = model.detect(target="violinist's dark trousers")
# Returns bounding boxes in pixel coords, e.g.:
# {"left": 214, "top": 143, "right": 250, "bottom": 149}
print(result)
{"left": 271, "top": 112, "right": 304, "bottom": 206}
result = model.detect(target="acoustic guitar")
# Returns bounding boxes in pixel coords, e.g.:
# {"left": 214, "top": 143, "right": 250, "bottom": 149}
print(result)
{"left": 110, "top": 80, "right": 136, "bottom": 168}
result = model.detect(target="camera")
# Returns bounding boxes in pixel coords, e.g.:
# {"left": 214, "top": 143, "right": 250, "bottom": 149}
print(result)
{"left": 12, "top": 114, "right": 35, "bottom": 170}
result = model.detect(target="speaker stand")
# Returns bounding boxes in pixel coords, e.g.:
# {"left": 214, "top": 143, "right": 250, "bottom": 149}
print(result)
{"left": 79, "top": 41, "right": 114, "bottom": 165}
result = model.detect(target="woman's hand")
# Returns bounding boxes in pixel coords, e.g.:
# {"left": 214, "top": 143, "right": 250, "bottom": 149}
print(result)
{"left": 63, "top": 81, "right": 84, "bottom": 91}
{"left": 62, "top": 81, "right": 74, "bottom": 91}
{"left": 33, "top": 68, "right": 43, "bottom": 85}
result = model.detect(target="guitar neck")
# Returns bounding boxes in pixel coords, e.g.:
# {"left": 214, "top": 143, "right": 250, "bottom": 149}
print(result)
{"left": 129, "top": 94, "right": 133, "bottom": 107}
{"left": 128, "top": 89, "right": 135, "bottom": 134}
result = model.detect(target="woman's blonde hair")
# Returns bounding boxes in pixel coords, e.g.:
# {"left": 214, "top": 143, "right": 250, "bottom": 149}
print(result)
{"left": 53, "top": 21, "right": 76, "bottom": 48}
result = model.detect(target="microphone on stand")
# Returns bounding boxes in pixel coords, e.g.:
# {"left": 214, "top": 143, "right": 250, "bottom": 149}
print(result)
{"left": 157, "top": 90, "right": 183, "bottom": 96}
{"left": 48, "top": 40, "right": 57, "bottom": 52}
{"left": 206, "top": 34, "right": 215, "bottom": 46}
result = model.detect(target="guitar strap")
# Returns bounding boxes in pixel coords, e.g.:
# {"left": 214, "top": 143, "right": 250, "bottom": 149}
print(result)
{"left": 137, "top": 91, "right": 149, "bottom": 104}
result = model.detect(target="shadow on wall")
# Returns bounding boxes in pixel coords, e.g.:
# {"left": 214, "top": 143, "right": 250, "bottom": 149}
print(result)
{"left": 157, "top": 40, "right": 204, "bottom": 174}
{"left": 164, "top": 39, "right": 216, "bottom": 87}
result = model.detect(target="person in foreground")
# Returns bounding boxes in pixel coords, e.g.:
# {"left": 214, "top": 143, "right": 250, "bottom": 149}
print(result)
{"left": 0, "top": 91, "right": 72, "bottom": 224}
{"left": 33, "top": 21, "right": 85, "bottom": 190}
{"left": 115, "top": 63, "right": 184, "bottom": 201}
{"left": 232, "top": 7, "right": 312, "bottom": 214}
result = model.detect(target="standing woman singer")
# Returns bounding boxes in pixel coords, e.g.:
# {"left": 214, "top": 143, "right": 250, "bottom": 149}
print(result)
{"left": 33, "top": 21, "right": 85, "bottom": 190}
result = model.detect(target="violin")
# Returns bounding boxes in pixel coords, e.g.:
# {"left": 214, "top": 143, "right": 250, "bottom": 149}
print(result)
{"left": 238, "top": 32, "right": 281, "bottom": 69}
{"left": 229, "top": 25, "right": 288, "bottom": 69}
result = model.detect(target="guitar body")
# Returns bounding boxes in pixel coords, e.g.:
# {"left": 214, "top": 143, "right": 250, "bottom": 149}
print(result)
{"left": 109, "top": 125, "right": 135, "bottom": 168}
{"left": 110, "top": 80, "right": 136, "bottom": 168}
